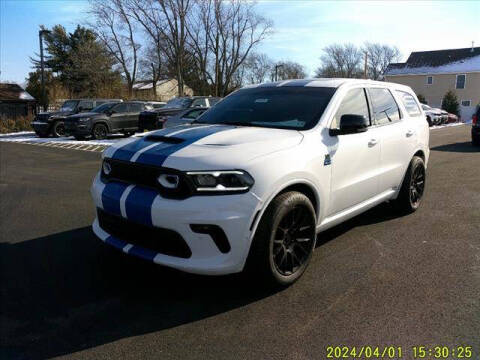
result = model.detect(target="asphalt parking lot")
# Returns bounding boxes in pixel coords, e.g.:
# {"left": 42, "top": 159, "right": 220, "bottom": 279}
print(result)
{"left": 1, "top": 125, "right": 479, "bottom": 360}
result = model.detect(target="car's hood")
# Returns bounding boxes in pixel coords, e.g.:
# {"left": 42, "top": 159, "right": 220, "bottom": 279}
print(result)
{"left": 41, "top": 110, "right": 74, "bottom": 117}
{"left": 106, "top": 124, "right": 303, "bottom": 170}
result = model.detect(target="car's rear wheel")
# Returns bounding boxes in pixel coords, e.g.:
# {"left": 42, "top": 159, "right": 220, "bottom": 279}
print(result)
{"left": 52, "top": 121, "right": 65, "bottom": 137}
{"left": 394, "top": 156, "right": 426, "bottom": 214}
{"left": 92, "top": 123, "right": 108, "bottom": 140}
{"left": 245, "top": 191, "right": 317, "bottom": 287}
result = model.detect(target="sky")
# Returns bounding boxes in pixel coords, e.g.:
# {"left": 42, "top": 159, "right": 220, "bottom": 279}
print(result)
{"left": 1, "top": 0, "right": 479, "bottom": 85}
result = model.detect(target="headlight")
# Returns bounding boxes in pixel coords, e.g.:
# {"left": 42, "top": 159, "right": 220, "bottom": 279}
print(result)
{"left": 186, "top": 170, "right": 254, "bottom": 193}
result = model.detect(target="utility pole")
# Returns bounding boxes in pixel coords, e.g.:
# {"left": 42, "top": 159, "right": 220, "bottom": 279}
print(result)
{"left": 39, "top": 29, "right": 50, "bottom": 111}
{"left": 363, "top": 51, "right": 368, "bottom": 79}
{"left": 274, "top": 64, "right": 284, "bottom": 82}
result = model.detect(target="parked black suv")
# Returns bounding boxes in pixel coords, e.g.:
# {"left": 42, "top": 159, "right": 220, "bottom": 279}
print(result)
{"left": 138, "top": 96, "right": 221, "bottom": 131}
{"left": 472, "top": 107, "right": 480, "bottom": 146}
{"left": 31, "top": 99, "right": 122, "bottom": 137}
{"left": 64, "top": 101, "right": 150, "bottom": 140}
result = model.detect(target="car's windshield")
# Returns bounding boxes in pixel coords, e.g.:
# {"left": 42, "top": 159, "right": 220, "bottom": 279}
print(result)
{"left": 163, "top": 98, "right": 192, "bottom": 109}
{"left": 91, "top": 102, "right": 118, "bottom": 113}
{"left": 195, "top": 87, "right": 336, "bottom": 130}
{"left": 60, "top": 100, "right": 79, "bottom": 112}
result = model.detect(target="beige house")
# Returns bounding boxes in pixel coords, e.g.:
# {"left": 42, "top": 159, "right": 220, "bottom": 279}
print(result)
{"left": 385, "top": 47, "right": 480, "bottom": 120}
{"left": 133, "top": 79, "right": 193, "bottom": 102}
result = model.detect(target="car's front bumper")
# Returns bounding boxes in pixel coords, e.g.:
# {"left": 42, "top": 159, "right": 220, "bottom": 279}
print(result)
{"left": 31, "top": 121, "right": 51, "bottom": 134}
{"left": 90, "top": 173, "right": 263, "bottom": 275}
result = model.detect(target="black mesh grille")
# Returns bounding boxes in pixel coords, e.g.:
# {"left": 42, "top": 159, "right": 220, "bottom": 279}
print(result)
{"left": 102, "top": 159, "right": 194, "bottom": 199}
{"left": 36, "top": 113, "right": 51, "bottom": 122}
{"left": 98, "top": 209, "right": 192, "bottom": 258}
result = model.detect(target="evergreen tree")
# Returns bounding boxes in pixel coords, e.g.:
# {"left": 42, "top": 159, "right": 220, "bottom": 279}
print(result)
{"left": 442, "top": 90, "right": 460, "bottom": 115}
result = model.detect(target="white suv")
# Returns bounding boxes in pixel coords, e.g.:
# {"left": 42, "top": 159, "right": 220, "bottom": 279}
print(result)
{"left": 91, "top": 79, "right": 429, "bottom": 286}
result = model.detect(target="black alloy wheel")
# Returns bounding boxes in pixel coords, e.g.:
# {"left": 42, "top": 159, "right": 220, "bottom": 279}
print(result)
{"left": 52, "top": 121, "right": 65, "bottom": 137}
{"left": 92, "top": 124, "right": 108, "bottom": 140}
{"left": 245, "top": 191, "right": 317, "bottom": 286}
{"left": 272, "top": 206, "right": 316, "bottom": 276}
{"left": 409, "top": 165, "right": 425, "bottom": 207}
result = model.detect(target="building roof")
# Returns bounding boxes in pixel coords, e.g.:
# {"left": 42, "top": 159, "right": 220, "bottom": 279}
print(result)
{"left": 0, "top": 83, "right": 35, "bottom": 102}
{"left": 385, "top": 47, "right": 480, "bottom": 76}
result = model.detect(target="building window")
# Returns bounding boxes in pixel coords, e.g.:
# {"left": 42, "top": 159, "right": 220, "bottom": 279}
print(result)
{"left": 426, "top": 76, "right": 433, "bottom": 85}
{"left": 456, "top": 74, "right": 466, "bottom": 89}
{"left": 461, "top": 100, "right": 471, "bottom": 107}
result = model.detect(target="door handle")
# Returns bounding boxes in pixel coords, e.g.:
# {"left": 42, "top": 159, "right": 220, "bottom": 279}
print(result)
{"left": 406, "top": 130, "right": 414, "bottom": 137}
{"left": 368, "top": 139, "right": 378, "bottom": 147}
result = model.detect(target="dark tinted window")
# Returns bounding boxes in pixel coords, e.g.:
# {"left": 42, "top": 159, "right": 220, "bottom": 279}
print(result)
{"left": 183, "top": 109, "right": 206, "bottom": 119}
{"left": 191, "top": 98, "right": 207, "bottom": 107}
{"left": 398, "top": 91, "right": 421, "bottom": 117}
{"left": 128, "top": 103, "right": 144, "bottom": 112}
{"left": 331, "top": 88, "right": 370, "bottom": 129}
{"left": 92, "top": 102, "right": 119, "bottom": 113}
{"left": 208, "top": 98, "right": 221, "bottom": 106}
{"left": 111, "top": 103, "right": 128, "bottom": 113}
{"left": 196, "top": 87, "right": 336, "bottom": 130}
{"left": 369, "top": 88, "right": 401, "bottom": 125}
{"left": 78, "top": 100, "right": 94, "bottom": 110}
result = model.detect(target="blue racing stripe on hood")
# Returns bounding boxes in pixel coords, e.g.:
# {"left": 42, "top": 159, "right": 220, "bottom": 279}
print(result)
{"left": 124, "top": 186, "right": 158, "bottom": 226}
{"left": 102, "top": 181, "right": 129, "bottom": 216}
{"left": 110, "top": 125, "right": 231, "bottom": 166}
{"left": 135, "top": 125, "right": 231, "bottom": 166}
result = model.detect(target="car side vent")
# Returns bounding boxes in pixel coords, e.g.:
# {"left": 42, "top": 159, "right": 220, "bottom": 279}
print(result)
{"left": 145, "top": 135, "right": 184, "bottom": 144}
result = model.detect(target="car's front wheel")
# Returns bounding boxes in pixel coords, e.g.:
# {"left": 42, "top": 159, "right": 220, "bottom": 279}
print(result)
{"left": 52, "top": 121, "right": 65, "bottom": 137}
{"left": 394, "top": 156, "right": 426, "bottom": 214}
{"left": 245, "top": 191, "right": 317, "bottom": 287}
{"left": 92, "top": 123, "right": 108, "bottom": 140}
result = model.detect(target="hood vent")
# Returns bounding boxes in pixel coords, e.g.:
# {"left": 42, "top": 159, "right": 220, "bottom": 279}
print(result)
{"left": 145, "top": 135, "right": 184, "bottom": 144}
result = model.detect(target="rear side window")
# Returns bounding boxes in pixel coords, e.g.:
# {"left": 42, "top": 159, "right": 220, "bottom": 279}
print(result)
{"left": 398, "top": 91, "right": 422, "bottom": 117}
{"left": 369, "top": 88, "right": 401, "bottom": 125}
{"left": 78, "top": 100, "right": 93, "bottom": 110}
{"left": 112, "top": 103, "right": 128, "bottom": 113}
{"left": 128, "top": 103, "right": 144, "bottom": 112}
{"left": 331, "top": 88, "right": 370, "bottom": 129}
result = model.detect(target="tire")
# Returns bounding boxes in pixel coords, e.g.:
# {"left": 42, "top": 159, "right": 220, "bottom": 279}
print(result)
{"left": 472, "top": 137, "right": 480, "bottom": 147}
{"left": 92, "top": 123, "right": 108, "bottom": 140}
{"left": 245, "top": 191, "right": 317, "bottom": 287}
{"left": 52, "top": 121, "right": 65, "bottom": 137}
{"left": 394, "top": 156, "right": 426, "bottom": 214}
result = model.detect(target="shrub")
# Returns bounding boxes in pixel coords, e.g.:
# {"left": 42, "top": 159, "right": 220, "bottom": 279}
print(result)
{"left": 442, "top": 90, "right": 459, "bottom": 115}
{"left": 416, "top": 94, "right": 426, "bottom": 104}
{"left": 0, "top": 115, "right": 33, "bottom": 134}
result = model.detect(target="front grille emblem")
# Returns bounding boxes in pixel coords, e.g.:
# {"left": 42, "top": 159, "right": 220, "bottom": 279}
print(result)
{"left": 157, "top": 174, "right": 180, "bottom": 189}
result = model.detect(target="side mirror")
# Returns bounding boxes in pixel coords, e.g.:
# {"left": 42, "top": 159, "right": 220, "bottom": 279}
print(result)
{"left": 330, "top": 114, "right": 369, "bottom": 136}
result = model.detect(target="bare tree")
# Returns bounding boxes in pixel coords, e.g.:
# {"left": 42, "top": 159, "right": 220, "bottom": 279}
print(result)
{"left": 315, "top": 43, "right": 362, "bottom": 78}
{"left": 127, "top": 0, "right": 192, "bottom": 96}
{"left": 273, "top": 60, "right": 307, "bottom": 81}
{"left": 89, "top": 0, "right": 140, "bottom": 97}
{"left": 363, "top": 42, "right": 401, "bottom": 80}
{"left": 186, "top": 0, "right": 272, "bottom": 96}
{"left": 240, "top": 52, "right": 274, "bottom": 85}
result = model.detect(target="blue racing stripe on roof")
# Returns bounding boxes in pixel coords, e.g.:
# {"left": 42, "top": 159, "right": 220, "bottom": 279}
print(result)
{"left": 124, "top": 186, "right": 158, "bottom": 227}
{"left": 135, "top": 125, "right": 231, "bottom": 166}
{"left": 102, "top": 181, "right": 129, "bottom": 216}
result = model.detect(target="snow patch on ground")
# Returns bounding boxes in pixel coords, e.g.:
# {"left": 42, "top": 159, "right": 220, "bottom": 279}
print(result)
{"left": 430, "top": 121, "right": 470, "bottom": 130}
{"left": 0, "top": 132, "right": 139, "bottom": 145}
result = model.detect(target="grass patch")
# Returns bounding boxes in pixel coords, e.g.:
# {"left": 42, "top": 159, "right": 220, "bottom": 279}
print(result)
{"left": 0, "top": 116, "right": 33, "bottom": 134}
